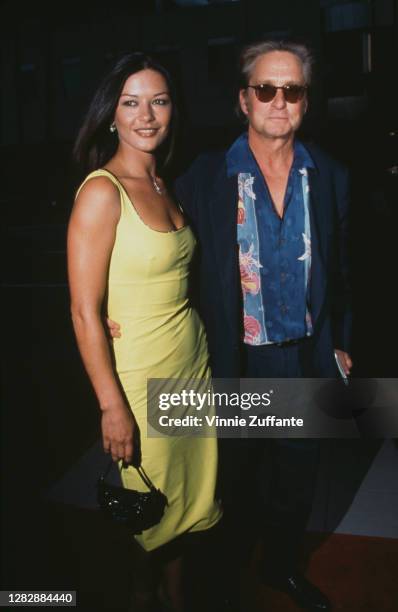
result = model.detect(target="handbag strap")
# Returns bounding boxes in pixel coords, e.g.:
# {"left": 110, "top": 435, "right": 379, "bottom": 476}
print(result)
{"left": 100, "top": 457, "right": 157, "bottom": 492}
{"left": 135, "top": 465, "right": 157, "bottom": 491}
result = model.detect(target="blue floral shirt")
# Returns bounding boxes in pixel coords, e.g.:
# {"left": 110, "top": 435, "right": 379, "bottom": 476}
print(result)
{"left": 226, "top": 133, "right": 315, "bottom": 345}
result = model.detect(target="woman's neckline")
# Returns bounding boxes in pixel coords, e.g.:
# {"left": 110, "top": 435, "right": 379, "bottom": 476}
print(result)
{"left": 98, "top": 167, "right": 189, "bottom": 235}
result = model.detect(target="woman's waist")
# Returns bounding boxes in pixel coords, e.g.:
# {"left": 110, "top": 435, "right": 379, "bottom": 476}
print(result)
{"left": 107, "top": 295, "right": 191, "bottom": 317}
{"left": 110, "top": 305, "right": 205, "bottom": 338}
{"left": 112, "top": 313, "right": 209, "bottom": 373}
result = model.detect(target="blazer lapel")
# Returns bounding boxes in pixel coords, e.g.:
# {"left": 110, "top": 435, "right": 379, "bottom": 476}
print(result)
{"left": 307, "top": 167, "right": 327, "bottom": 328}
{"left": 208, "top": 165, "right": 240, "bottom": 340}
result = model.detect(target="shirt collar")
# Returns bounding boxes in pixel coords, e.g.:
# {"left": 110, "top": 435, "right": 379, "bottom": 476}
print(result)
{"left": 226, "top": 132, "right": 315, "bottom": 177}
{"left": 226, "top": 132, "right": 257, "bottom": 177}
{"left": 292, "top": 139, "right": 315, "bottom": 171}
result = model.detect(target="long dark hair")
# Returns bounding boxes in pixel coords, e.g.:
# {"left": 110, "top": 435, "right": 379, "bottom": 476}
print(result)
{"left": 73, "top": 52, "right": 178, "bottom": 175}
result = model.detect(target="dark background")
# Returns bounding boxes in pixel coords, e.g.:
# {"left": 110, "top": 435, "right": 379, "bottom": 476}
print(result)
{"left": 1, "top": 1, "right": 398, "bottom": 610}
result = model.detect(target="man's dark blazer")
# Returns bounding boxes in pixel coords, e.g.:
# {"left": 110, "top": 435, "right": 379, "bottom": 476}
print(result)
{"left": 175, "top": 140, "right": 352, "bottom": 378}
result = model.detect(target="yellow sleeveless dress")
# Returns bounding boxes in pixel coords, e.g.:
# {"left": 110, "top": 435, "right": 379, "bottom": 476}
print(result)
{"left": 77, "top": 169, "right": 221, "bottom": 550}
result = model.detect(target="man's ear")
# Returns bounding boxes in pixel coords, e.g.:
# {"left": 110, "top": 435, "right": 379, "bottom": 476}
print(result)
{"left": 239, "top": 89, "right": 249, "bottom": 116}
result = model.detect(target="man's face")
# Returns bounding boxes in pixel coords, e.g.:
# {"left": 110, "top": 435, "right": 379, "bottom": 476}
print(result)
{"left": 239, "top": 51, "right": 308, "bottom": 142}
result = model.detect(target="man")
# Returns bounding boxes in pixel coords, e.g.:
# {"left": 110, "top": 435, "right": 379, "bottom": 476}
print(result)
{"left": 175, "top": 40, "right": 352, "bottom": 611}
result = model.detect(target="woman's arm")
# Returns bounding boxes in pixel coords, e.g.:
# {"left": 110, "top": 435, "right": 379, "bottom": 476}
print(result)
{"left": 67, "top": 177, "right": 135, "bottom": 463}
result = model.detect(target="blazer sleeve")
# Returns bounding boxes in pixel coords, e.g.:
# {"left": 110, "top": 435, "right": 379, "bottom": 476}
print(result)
{"left": 174, "top": 157, "right": 207, "bottom": 313}
{"left": 174, "top": 160, "right": 201, "bottom": 233}
{"left": 331, "top": 163, "right": 352, "bottom": 352}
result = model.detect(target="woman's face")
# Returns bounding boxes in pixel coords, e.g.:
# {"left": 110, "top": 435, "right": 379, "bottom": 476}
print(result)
{"left": 113, "top": 69, "right": 172, "bottom": 154}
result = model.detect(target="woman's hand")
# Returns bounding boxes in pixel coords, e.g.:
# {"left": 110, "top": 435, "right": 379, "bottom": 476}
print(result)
{"left": 101, "top": 400, "right": 136, "bottom": 463}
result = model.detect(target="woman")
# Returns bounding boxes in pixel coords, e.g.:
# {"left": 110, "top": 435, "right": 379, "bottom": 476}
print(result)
{"left": 67, "top": 53, "right": 221, "bottom": 611}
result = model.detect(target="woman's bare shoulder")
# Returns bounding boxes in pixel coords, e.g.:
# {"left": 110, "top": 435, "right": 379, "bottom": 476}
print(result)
{"left": 73, "top": 175, "right": 121, "bottom": 224}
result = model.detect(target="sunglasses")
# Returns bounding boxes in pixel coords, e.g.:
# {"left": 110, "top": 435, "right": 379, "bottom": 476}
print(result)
{"left": 247, "top": 83, "right": 307, "bottom": 103}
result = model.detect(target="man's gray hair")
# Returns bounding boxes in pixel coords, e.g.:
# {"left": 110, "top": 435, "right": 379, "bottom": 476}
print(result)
{"left": 238, "top": 40, "right": 314, "bottom": 87}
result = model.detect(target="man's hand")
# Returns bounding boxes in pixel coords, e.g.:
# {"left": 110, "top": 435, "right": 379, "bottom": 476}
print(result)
{"left": 107, "top": 317, "right": 121, "bottom": 338}
{"left": 334, "top": 349, "right": 353, "bottom": 376}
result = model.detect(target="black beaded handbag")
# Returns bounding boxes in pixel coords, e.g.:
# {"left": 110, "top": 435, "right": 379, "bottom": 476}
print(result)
{"left": 97, "top": 459, "right": 168, "bottom": 534}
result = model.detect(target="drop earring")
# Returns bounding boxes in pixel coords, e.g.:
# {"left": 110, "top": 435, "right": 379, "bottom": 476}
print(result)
{"left": 110, "top": 122, "right": 116, "bottom": 133}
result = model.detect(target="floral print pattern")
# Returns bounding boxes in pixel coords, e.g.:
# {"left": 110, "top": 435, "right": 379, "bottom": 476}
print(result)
{"left": 237, "top": 173, "right": 268, "bottom": 345}
{"left": 297, "top": 232, "right": 311, "bottom": 261}
{"left": 239, "top": 244, "right": 261, "bottom": 295}
{"left": 237, "top": 199, "right": 246, "bottom": 225}
{"left": 238, "top": 175, "right": 256, "bottom": 201}
{"left": 244, "top": 313, "right": 261, "bottom": 344}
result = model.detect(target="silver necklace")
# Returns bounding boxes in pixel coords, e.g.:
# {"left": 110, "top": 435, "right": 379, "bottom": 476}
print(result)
{"left": 151, "top": 176, "right": 165, "bottom": 196}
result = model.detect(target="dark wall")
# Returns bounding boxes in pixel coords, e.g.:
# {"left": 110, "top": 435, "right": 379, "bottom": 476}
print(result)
{"left": 1, "top": 1, "right": 321, "bottom": 145}
{"left": 0, "top": 0, "right": 325, "bottom": 224}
